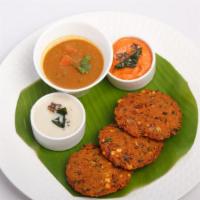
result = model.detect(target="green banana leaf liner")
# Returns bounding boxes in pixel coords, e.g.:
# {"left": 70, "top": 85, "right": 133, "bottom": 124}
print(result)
{"left": 15, "top": 54, "right": 198, "bottom": 198}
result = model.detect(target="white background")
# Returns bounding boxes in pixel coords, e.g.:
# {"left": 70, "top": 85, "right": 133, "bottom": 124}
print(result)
{"left": 0, "top": 0, "right": 200, "bottom": 199}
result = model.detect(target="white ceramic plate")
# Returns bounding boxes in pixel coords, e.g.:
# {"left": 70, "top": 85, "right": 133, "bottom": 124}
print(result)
{"left": 0, "top": 11, "right": 200, "bottom": 200}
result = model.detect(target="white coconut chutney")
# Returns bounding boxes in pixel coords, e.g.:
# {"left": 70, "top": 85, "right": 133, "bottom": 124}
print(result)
{"left": 32, "top": 93, "right": 84, "bottom": 138}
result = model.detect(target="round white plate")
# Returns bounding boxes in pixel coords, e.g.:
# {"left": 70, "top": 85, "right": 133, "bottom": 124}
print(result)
{"left": 0, "top": 11, "right": 200, "bottom": 200}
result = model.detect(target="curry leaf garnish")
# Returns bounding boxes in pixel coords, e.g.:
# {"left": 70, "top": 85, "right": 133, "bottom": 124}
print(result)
{"left": 57, "top": 107, "right": 67, "bottom": 116}
{"left": 78, "top": 55, "right": 91, "bottom": 74}
{"left": 52, "top": 116, "right": 65, "bottom": 128}
{"left": 115, "top": 47, "right": 142, "bottom": 69}
{"left": 49, "top": 105, "right": 68, "bottom": 129}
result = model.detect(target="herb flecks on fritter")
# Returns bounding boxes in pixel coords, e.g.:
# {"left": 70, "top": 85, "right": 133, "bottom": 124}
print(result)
{"left": 115, "top": 90, "right": 182, "bottom": 140}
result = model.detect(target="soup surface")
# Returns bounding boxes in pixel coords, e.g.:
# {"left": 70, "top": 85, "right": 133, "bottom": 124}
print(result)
{"left": 110, "top": 37, "right": 152, "bottom": 80}
{"left": 43, "top": 38, "right": 104, "bottom": 89}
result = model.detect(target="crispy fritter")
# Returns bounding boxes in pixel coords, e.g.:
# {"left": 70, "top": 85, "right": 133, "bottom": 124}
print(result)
{"left": 99, "top": 124, "right": 163, "bottom": 170}
{"left": 66, "top": 144, "right": 131, "bottom": 197}
{"left": 115, "top": 90, "right": 182, "bottom": 140}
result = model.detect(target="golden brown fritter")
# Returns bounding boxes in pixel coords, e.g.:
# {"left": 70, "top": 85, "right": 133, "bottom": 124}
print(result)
{"left": 66, "top": 144, "right": 131, "bottom": 197}
{"left": 115, "top": 90, "right": 182, "bottom": 140}
{"left": 99, "top": 124, "right": 163, "bottom": 170}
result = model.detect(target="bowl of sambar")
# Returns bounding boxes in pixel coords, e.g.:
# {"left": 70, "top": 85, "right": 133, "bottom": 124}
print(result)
{"left": 33, "top": 21, "right": 113, "bottom": 96}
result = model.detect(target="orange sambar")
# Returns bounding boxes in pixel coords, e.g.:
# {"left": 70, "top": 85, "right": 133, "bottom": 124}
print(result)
{"left": 110, "top": 37, "right": 152, "bottom": 80}
{"left": 43, "top": 38, "right": 104, "bottom": 89}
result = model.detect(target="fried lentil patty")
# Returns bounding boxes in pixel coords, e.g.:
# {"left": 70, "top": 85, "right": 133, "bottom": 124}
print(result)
{"left": 115, "top": 90, "right": 182, "bottom": 140}
{"left": 99, "top": 124, "right": 163, "bottom": 170}
{"left": 66, "top": 144, "right": 131, "bottom": 197}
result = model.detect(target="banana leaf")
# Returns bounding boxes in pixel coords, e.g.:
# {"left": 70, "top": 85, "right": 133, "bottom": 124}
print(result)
{"left": 15, "top": 54, "right": 198, "bottom": 197}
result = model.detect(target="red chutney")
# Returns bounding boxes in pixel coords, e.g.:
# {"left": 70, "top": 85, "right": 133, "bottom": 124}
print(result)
{"left": 110, "top": 37, "right": 153, "bottom": 80}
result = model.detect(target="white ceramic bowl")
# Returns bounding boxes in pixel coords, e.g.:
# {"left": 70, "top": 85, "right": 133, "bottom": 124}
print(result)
{"left": 30, "top": 92, "right": 86, "bottom": 151}
{"left": 33, "top": 21, "right": 113, "bottom": 96}
{"left": 107, "top": 36, "right": 156, "bottom": 91}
